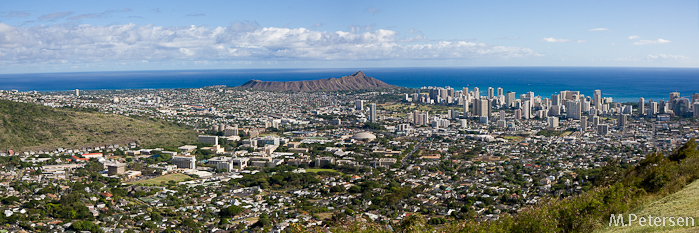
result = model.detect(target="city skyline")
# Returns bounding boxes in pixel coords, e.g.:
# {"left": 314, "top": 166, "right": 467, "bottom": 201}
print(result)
{"left": 1, "top": 0, "right": 698, "bottom": 74}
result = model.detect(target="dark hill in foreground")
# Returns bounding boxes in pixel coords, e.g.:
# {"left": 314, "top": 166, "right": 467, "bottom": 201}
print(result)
{"left": 0, "top": 100, "right": 197, "bottom": 152}
{"left": 237, "top": 71, "right": 398, "bottom": 92}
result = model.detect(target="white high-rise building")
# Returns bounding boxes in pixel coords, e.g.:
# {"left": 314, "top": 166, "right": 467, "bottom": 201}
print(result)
{"left": 547, "top": 116, "right": 559, "bottom": 128}
{"left": 522, "top": 100, "right": 531, "bottom": 119}
{"left": 369, "top": 103, "right": 377, "bottom": 123}
{"left": 593, "top": 90, "right": 602, "bottom": 109}
{"left": 506, "top": 91, "right": 516, "bottom": 108}
{"left": 463, "top": 99, "right": 470, "bottom": 117}
{"left": 581, "top": 116, "right": 588, "bottom": 131}
{"left": 618, "top": 114, "right": 627, "bottom": 129}
{"left": 566, "top": 100, "right": 582, "bottom": 120}
{"left": 551, "top": 94, "right": 560, "bottom": 106}
{"left": 638, "top": 97, "right": 645, "bottom": 116}
{"left": 75, "top": 89, "right": 79, "bottom": 97}
{"left": 355, "top": 100, "right": 365, "bottom": 111}
{"left": 473, "top": 87, "right": 480, "bottom": 99}
{"left": 497, "top": 87, "right": 503, "bottom": 97}
{"left": 488, "top": 87, "right": 494, "bottom": 99}
{"left": 694, "top": 102, "right": 699, "bottom": 117}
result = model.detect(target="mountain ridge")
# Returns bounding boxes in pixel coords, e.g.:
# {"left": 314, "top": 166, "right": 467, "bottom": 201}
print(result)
{"left": 237, "top": 71, "right": 398, "bottom": 92}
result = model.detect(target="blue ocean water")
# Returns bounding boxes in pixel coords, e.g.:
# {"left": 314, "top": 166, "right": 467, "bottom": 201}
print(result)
{"left": 0, "top": 67, "right": 697, "bottom": 102}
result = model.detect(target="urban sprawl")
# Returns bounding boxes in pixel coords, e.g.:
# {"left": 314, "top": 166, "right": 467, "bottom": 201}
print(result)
{"left": 1, "top": 85, "right": 698, "bottom": 232}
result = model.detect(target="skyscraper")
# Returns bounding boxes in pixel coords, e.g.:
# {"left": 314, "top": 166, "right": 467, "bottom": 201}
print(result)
{"left": 551, "top": 94, "right": 560, "bottom": 106}
{"left": 581, "top": 116, "right": 588, "bottom": 131}
{"left": 592, "top": 115, "right": 600, "bottom": 128}
{"left": 694, "top": 102, "right": 699, "bottom": 117}
{"left": 497, "top": 87, "right": 503, "bottom": 97}
{"left": 355, "top": 100, "right": 365, "bottom": 111}
{"left": 522, "top": 100, "right": 531, "bottom": 119}
{"left": 638, "top": 97, "right": 645, "bottom": 116}
{"left": 476, "top": 99, "right": 489, "bottom": 117}
{"left": 565, "top": 100, "right": 582, "bottom": 120}
{"left": 506, "top": 91, "right": 515, "bottom": 108}
{"left": 463, "top": 99, "right": 469, "bottom": 117}
{"left": 473, "top": 87, "right": 480, "bottom": 99}
{"left": 618, "top": 114, "right": 627, "bottom": 129}
{"left": 593, "top": 89, "right": 602, "bottom": 109}
{"left": 488, "top": 87, "right": 494, "bottom": 99}
{"left": 693, "top": 93, "right": 699, "bottom": 104}
{"left": 649, "top": 101, "right": 657, "bottom": 118}
{"left": 75, "top": 89, "right": 79, "bottom": 97}
{"left": 369, "top": 103, "right": 377, "bottom": 123}
{"left": 669, "top": 92, "right": 680, "bottom": 109}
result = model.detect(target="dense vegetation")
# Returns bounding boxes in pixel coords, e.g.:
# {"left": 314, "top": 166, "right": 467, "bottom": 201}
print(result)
{"left": 0, "top": 100, "right": 197, "bottom": 151}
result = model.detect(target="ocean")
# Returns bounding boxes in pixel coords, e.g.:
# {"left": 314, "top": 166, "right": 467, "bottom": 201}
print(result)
{"left": 0, "top": 67, "right": 697, "bottom": 102}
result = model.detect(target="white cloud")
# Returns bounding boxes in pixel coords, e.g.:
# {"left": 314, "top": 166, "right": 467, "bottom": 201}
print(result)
{"left": 633, "top": 38, "right": 671, "bottom": 45}
{"left": 589, "top": 28, "right": 609, "bottom": 31}
{"left": 628, "top": 35, "right": 639, "bottom": 40}
{"left": 0, "top": 23, "right": 541, "bottom": 67}
{"left": 542, "top": 37, "right": 569, "bottom": 43}
{"left": 577, "top": 40, "right": 586, "bottom": 43}
{"left": 646, "top": 54, "right": 688, "bottom": 60}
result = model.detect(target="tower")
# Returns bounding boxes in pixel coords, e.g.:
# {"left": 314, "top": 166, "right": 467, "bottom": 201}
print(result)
{"left": 593, "top": 89, "right": 602, "bottom": 109}
{"left": 506, "top": 91, "right": 516, "bottom": 108}
{"left": 369, "top": 103, "right": 377, "bottom": 123}
{"left": 638, "top": 97, "right": 645, "bottom": 116}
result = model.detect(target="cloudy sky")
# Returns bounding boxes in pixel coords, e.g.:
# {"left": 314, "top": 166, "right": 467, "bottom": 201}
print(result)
{"left": 1, "top": 0, "right": 698, "bottom": 73}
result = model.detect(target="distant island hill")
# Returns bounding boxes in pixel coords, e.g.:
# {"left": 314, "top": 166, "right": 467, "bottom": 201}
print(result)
{"left": 236, "top": 71, "right": 398, "bottom": 92}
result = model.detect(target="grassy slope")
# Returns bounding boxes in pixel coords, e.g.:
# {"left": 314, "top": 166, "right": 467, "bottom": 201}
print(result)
{"left": 595, "top": 180, "right": 699, "bottom": 233}
{"left": 0, "top": 100, "right": 197, "bottom": 151}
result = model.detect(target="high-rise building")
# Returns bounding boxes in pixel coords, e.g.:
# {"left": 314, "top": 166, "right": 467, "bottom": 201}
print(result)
{"left": 565, "top": 100, "right": 582, "bottom": 120}
{"left": 551, "top": 94, "right": 560, "bottom": 106}
{"left": 638, "top": 97, "right": 645, "bottom": 116}
{"left": 497, "top": 87, "right": 503, "bottom": 97}
{"left": 522, "top": 100, "right": 531, "bottom": 119}
{"left": 649, "top": 101, "right": 657, "bottom": 118}
{"left": 597, "top": 124, "right": 608, "bottom": 135}
{"left": 499, "top": 110, "right": 506, "bottom": 121}
{"left": 488, "top": 87, "right": 494, "bottom": 99}
{"left": 547, "top": 116, "right": 559, "bottom": 128}
{"left": 462, "top": 87, "right": 469, "bottom": 99}
{"left": 673, "top": 97, "right": 691, "bottom": 117}
{"left": 581, "top": 116, "right": 588, "bottom": 131}
{"left": 506, "top": 91, "right": 516, "bottom": 108}
{"left": 413, "top": 110, "right": 420, "bottom": 125}
{"left": 369, "top": 103, "right": 377, "bottom": 123}
{"left": 592, "top": 115, "right": 600, "bottom": 128}
{"left": 463, "top": 99, "right": 470, "bottom": 117}
{"left": 75, "top": 89, "right": 79, "bottom": 97}
{"left": 694, "top": 102, "right": 699, "bottom": 117}
{"left": 514, "top": 109, "right": 522, "bottom": 119}
{"left": 593, "top": 89, "right": 602, "bottom": 109}
{"left": 669, "top": 92, "right": 680, "bottom": 109}
{"left": 355, "top": 100, "right": 365, "bottom": 111}
{"left": 618, "top": 114, "right": 627, "bottom": 129}
{"left": 473, "top": 87, "right": 480, "bottom": 99}
{"left": 693, "top": 93, "right": 699, "bottom": 104}
{"left": 476, "top": 99, "right": 489, "bottom": 117}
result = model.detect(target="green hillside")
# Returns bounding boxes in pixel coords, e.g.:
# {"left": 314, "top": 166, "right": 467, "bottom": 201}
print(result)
{"left": 595, "top": 179, "right": 699, "bottom": 233}
{"left": 0, "top": 99, "right": 197, "bottom": 151}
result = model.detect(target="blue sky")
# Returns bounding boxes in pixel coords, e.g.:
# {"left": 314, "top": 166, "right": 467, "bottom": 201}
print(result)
{"left": 0, "top": 0, "right": 698, "bottom": 73}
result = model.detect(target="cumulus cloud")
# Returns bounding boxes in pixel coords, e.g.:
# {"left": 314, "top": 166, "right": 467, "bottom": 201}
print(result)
{"left": 628, "top": 35, "right": 639, "bottom": 40}
{"left": 542, "top": 37, "right": 569, "bottom": 43}
{"left": 589, "top": 28, "right": 608, "bottom": 31}
{"left": 0, "top": 22, "right": 541, "bottom": 67}
{"left": 633, "top": 38, "right": 671, "bottom": 45}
